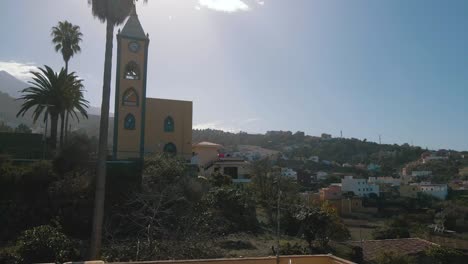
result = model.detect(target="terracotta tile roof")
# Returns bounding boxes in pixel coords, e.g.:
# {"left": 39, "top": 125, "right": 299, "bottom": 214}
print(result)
{"left": 347, "top": 238, "right": 437, "bottom": 261}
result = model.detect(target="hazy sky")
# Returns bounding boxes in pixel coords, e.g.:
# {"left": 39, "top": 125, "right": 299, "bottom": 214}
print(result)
{"left": 1, "top": 0, "right": 468, "bottom": 150}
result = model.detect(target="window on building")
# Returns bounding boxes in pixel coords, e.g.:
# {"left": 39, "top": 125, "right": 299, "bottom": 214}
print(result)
{"left": 163, "top": 142, "right": 177, "bottom": 154}
{"left": 124, "top": 61, "right": 140, "bottom": 80}
{"left": 164, "top": 116, "right": 174, "bottom": 132}
{"left": 122, "top": 88, "right": 139, "bottom": 106}
{"left": 124, "top": 113, "right": 136, "bottom": 130}
{"left": 358, "top": 188, "right": 360, "bottom": 191}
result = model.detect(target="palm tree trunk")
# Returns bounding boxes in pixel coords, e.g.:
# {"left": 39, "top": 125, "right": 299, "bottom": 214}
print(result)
{"left": 59, "top": 112, "right": 65, "bottom": 148}
{"left": 64, "top": 112, "right": 69, "bottom": 143}
{"left": 65, "top": 60, "right": 68, "bottom": 74}
{"left": 50, "top": 113, "right": 59, "bottom": 150}
{"left": 90, "top": 21, "right": 114, "bottom": 260}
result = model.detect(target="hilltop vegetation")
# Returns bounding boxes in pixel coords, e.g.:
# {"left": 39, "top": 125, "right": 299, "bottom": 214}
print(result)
{"left": 193, "top": 129, "right": 426, "bottom": 170}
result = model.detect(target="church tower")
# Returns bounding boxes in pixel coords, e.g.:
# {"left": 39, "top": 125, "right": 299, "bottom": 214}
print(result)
{"left": 113, "top": 6, "right": 149, "bottom": 159}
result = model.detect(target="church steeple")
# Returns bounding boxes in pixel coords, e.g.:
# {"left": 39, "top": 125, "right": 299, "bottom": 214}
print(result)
{"left": 120, "top": 5, "right": 147, "bottom": 39}
{"left": 113, "top": 3, "right": 150, "bottom": 159}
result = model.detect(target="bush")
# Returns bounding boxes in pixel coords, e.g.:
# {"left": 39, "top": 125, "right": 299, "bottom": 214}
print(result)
{"left": 374, "top": 251, "right": 415, "bottom": 264}
{"left": 204, "top": 186, "right": 259, "bottom": 233}
{"left": 423, "top": 246, "right": 464, "bottom": 264}
{"left": 0, "top": 249, "right": 21, "bottom": 264}
{"left": 279, "top": 242, "right": 308, "bottom": 255}
{"left": 53, "top": 133, "right": 95, "bottom": 175}
{"left": 16, "top": 225, "right": 79, "bottom": 263}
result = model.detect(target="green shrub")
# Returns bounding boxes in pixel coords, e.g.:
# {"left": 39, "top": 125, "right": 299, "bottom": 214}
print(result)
{"left": 16, "top": 225, "right": 79, "bottom": 263}
{"left": 204, "top": 186, "right": 259, "bottom": 233}
{"left": 53, "top": 133, "right": 95, "bottom": 175}
{"left": 0, "top": 249, "right": 21, "bottom": 264}
{"left": 279, "top": 242, "right": 308, "bottom": 255}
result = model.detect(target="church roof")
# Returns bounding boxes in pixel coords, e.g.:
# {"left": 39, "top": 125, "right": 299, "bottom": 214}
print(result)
{"left": 120, "top": 5, "right": 147, "bottom": 39}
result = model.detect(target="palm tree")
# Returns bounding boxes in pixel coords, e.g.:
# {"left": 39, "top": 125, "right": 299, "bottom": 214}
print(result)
{"left": 51, "top": 20, "right": 83, "bottom": 146}
{"left": 51, "top": 21, "right": 83, "bottom": 72}
{"left": 62, "top": 76, "right": 90, "bottom": 138}
{"left": 17, "top": 66, "right": 87, "bottom": 149}
{"left": 87, "top": 0, "right": 146, "bottom": 259}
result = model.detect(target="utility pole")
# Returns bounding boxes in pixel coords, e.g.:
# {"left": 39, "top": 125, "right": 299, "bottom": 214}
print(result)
{"left": 276, "top": 170, "right": 281, "bottom": 264}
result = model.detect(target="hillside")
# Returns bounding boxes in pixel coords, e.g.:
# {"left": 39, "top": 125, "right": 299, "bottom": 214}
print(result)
{"left": 0, "top": 71, "right": 112, "bottom": 139}
{"left": 0, "top": 70, "right": 27, "bottom": 98}
{"left": 193, "top": 129, "right": 428, "bottom": 169}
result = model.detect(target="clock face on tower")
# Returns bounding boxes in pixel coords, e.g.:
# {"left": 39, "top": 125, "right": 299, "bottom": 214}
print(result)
{"left": 128, "top": 41, "right": 140, "bottom": 53}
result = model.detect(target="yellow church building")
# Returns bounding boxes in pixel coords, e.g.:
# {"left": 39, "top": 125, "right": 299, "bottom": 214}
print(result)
{"left": 113, "top": 8, "right": 192, "bottom": 160}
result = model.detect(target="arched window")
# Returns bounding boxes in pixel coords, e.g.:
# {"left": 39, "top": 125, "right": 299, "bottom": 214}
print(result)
{"left": 124, "top": 113, "right": 136, "bottom": 130}
{"left": 163, "top": 142, "right": 177, "bottom": 154}
{"left": 122, "top": 88, "right": 139, "bottom": 106}
{"left": 124, "top": 61, "right": 140, "bottom": 80}
{"left": 164, "top": 116, "right": 174, "bottom": 132}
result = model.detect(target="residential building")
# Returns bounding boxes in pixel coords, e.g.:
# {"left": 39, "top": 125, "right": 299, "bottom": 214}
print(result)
{"left": 192, "top": 141, "right": 223, "bottom": 167}
{"left": 281, "top": 168, "right": 298, "bottom": 180}
{"left": 449, "top": 179, "right": 468, "bottom": 190}
{"left": 367, "top": 163, "right": 381, "bottom": 172}
{"left": 400, "top": 182, "right": 448, "bottom": 200}
{"left": 347, "top": 238, "right": 437, "bottom": 263}
{"left": 400, "top": 184, "right": 420, "bottom": 198}
{"left": 192, "top": 141, "right": 251, "bottom": 183}
{"left": 401, "top": 171, "right": 432, "bottom": 184}
{"left": 421, "top": 151, "right": 448, "bottom": 164}
{"left": 341, "top": 176, "right": 380, "bottom": 197}
{"left": 204, "top": 157, "right": 251, "bottom": 183}
{"left": 418, "top": 182, "right": 448, "bottom": 200}
{"left": 308, "top": 156, "right": 319, "bottom": 162}
{"left": 316, "top": 171, "right": 328, "bottom": 180}
{"left": 368, "top": 176, "right": 401, "bottom": 186}
{"left": 319, "top": 184, "right": 342, "bottom": 200}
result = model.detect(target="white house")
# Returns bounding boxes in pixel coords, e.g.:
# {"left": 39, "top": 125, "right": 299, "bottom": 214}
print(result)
{"left": 422, "top": 155, "right": 448, "bottom": 164}
{"left": 368, "top": 176, "right": 401, "bottom": 186}
{"left": 418, "top": 182, "right": 448, "bottom": 200}
{"left": 341, "top": 176, "right": 380, "bottom": 197}
{"left": 281, "top": 168, "right": 298, "bottom": 180}
{"left": 308, "top": 156, "right": 319, "bottom": 162}
{"left": 316, "top": 171, "right": 329, "bottom": 181}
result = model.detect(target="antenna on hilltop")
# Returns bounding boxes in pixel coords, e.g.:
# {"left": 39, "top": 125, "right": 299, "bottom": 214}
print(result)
{"left": 379, "top": 134, "right": 382, "bottom": 145}
{"left": 340, "top": 130, "right": 343, "bottom": 138}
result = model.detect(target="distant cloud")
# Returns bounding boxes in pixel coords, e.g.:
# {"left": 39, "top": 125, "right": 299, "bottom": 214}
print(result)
{"left": 194, "top": 117, "right": 261, "bottom": 132}
{"left": 0, "top": 61, "right": 37, "bottom": 80}
{"left": 193, "top": 121, "right": 239, "bottom": 132}
{"left": 197, "top": 0, "right": 249, "bottom": 12}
